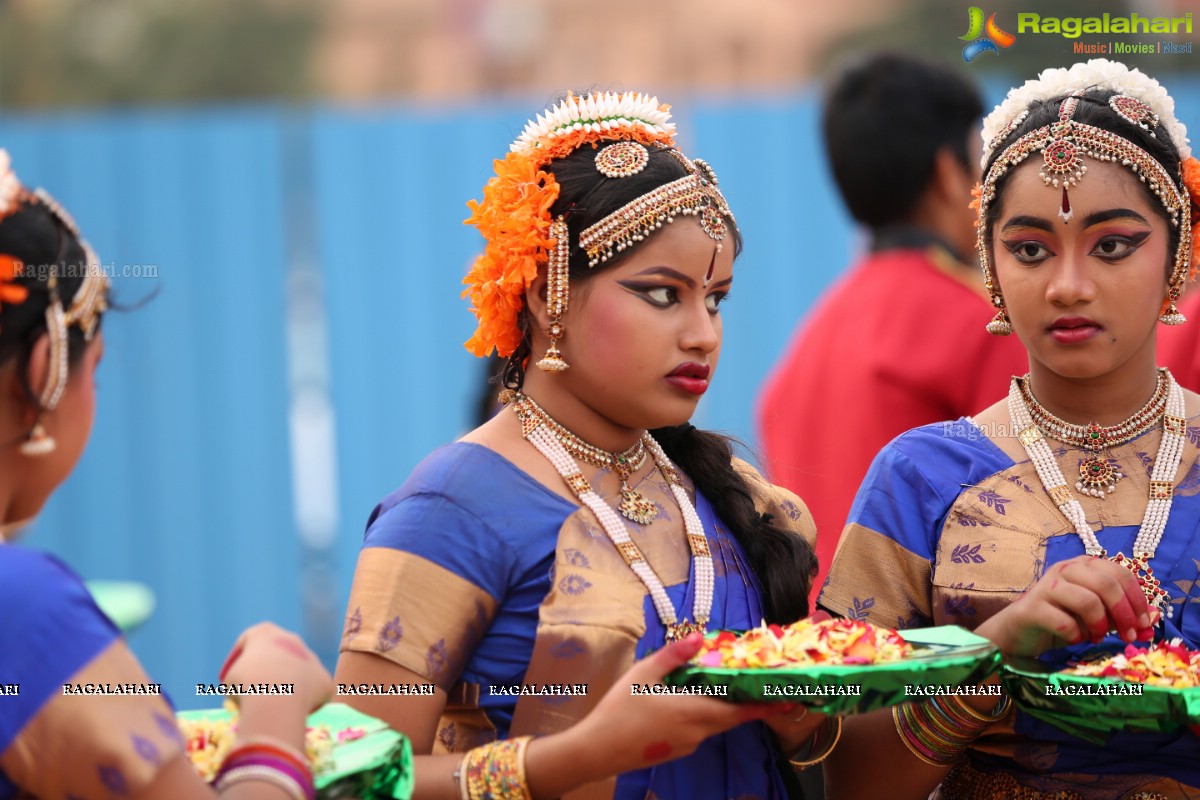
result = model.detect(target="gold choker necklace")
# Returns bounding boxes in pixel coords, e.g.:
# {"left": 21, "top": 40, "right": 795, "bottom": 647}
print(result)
{"left": 512, "top": 393, "right": 658, "bottom": 525}
{"left": 1018, "top": 369, "right": 1168, "bottom": 498}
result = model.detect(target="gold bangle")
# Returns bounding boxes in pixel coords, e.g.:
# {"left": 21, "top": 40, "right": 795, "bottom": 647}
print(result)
{"left": 464, "top": 736, "right": 534, "bottom": 800}
{"left": 515, "top": 736, "right": 530, "bottom": 792}
{"left": 788, "top": 716, "right": 843, "bottom": 769}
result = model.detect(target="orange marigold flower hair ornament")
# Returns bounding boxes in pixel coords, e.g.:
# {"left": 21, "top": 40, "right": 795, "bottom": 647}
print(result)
{"left": 975, "top": 60, "right": 1196, "bottom": 334}
{"left": 0, "top": 150, "right": 29, "bottom": 321}
{"left": 1183, "top": 155, "right": 1200, "bottom": 274}
{"left": 462, "top": 92, "right": 676, "bottom": 363}
{"left": 462, "top": 91, "right": 732, "bottom": 370}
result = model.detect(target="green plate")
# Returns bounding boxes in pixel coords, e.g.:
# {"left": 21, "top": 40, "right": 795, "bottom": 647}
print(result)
{"left": 85, "top": 581, "right": 156, "bottom": 633}
{"left": 664, "top": 625, "right": 1002, "bottom": 715}
{"left": 1001, "top": 658, "right": 1200, "bottom": 744}
{"left": 178, "top": 703, "right": 413, "bottom": 799}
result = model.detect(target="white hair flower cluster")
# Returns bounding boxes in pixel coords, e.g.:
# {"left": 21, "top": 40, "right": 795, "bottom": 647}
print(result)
{"left": 980, "top": 59, "right": 1191, "bottom": 169}
{"left": 0, "top": 150, "right": 22, "bottom": 221}
{"left": 510, "top": 92, "right": 675, "bottom": 155}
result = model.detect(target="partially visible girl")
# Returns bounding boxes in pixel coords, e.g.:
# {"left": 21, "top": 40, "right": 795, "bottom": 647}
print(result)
{"left": 0, "top": 153, "right": 334, "bottom": 800}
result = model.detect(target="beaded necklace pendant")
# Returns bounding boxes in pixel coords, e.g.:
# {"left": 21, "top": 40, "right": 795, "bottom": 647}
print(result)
{"left": 614, "top": 454, "right": 658, "bottom": 525}
{"left": 666, "top": 620, "right": 707, "bottom": 642}
{"left": 1077, "top": 423, "right": 1124, "bottom": 498}
{"left": 1109, "top": 552, "right": 1171, "bottom": 618}
{"left": 516, "top": 394, "right": 659, "bottom": 524}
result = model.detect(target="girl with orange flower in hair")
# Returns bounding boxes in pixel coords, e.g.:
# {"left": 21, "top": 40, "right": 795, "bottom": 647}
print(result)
{"left": 820, "top": 60, "right": 1200, "bottom": 798}
{"left": 0, "top": 151, "right": 335, "bottom": 799}
{"left": 334, "top": 93, "right": 830, "bottom": 799}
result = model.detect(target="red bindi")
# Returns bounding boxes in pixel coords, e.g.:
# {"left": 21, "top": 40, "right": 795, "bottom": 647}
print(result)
{"left": 703, "top": 250, "right": 716, "bottom": 288}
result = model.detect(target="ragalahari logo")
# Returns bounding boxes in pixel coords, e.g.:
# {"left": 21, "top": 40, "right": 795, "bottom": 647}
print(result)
{"left": 960, "top": 7, "right": 1016, "bottom": 62}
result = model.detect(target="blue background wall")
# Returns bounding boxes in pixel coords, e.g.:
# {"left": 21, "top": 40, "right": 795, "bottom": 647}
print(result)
{"left": 4, "top": 77, "right": 1198, "bottom": 700}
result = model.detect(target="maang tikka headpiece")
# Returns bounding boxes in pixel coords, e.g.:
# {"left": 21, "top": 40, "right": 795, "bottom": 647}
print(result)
{"left": 974, "top": 60, "right": 1200, "bottom": 336}
{"left": 462, "top": 92, "right": 735, "bottom": 372}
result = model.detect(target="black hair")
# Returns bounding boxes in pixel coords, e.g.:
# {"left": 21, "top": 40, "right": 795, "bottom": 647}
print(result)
{"left": 981, "top": 88, "right": 1194, "bottom": 279}
{"left": 501, "top": 141, "right": 815, "bottom": 623}
{"left": 0, "top": 197, "right": 99, "bottom": 408}
{"left": 822, "top": 52, "right": 983, "bottom": 229}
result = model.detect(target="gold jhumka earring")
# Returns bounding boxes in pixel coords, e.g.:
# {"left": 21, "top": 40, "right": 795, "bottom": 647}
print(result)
{"left": 986, "top": 306, "right": 1013, "bottom": 336}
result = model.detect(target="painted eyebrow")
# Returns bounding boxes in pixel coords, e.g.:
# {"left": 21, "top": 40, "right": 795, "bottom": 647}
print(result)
{"left": 629, "top": 267, "right": 734, "bottom": 290}
{"left": 1001, "top": 208, "right": 1151, "bottom": 233}
{"left": 1081, "top": 208, "right": 1150, "bottom": 227}
{"left": 630, "top": 266, "right": 695, "bottom": 288}
{"left": 1000, "top": 215, "right": 1054, "bottom": 233}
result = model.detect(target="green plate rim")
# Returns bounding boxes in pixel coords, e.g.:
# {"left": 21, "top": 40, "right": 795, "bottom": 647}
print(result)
{"left": 663, "top": 624, "right": 1003, "bottom": 713}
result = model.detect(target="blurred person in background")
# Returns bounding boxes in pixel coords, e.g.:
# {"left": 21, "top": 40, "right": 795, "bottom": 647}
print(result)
{"left": 757, "top": 52, "right": 1028, "bottom": 602}
{"left": 334, "top": 91, "right": 834, "bottom": 799}
{"left": 1158, "top": 279, "right": 1200, "bottom": 387}
{"left": 0, "top": 152, "right": 334, "bottom": 799}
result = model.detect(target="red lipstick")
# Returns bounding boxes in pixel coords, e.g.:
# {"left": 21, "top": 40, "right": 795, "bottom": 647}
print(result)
{"left": 666, "top": 363, "right": 710, "bottom": 395}
{"left": 1049, "top": 315, "right": 1102, "bottom": 344}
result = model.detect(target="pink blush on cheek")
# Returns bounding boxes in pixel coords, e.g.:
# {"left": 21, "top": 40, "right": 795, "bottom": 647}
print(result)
{"left": 572, "top": 293, "right": 643, "bottom": 374}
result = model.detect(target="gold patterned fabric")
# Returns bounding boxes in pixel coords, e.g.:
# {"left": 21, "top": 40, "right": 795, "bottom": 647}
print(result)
{"left": 0, "top": 548, "right": 185, "bottom": 799}
{"left": 340, "top": 442, "right": 814, "bottom": 799}
{"left": 938, "top": 762, "right": 1200, "bottom": 800}
{"left": 1, "top": 639, "right": 184, "bottom": 798}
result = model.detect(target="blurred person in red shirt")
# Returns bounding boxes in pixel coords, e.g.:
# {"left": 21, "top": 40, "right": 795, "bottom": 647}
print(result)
{"left": 757, "top": 52, "right": 1028, "bottom": 602}
{"left": 1159, "top": 289, "right": 1200, "bottom": 387}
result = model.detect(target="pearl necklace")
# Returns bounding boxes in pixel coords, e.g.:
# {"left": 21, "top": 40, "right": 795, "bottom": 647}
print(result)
{"left": 1018, "top": 369, "right": 1169, "bottom": 497}
{"left": 511, "top": 393, "right": 713, "bottom": 641}
{"left": 514, "top": 394, "right": 657, "bottom": 525}
{"left": 1007, "top": 372, "right": 1185, "bottom": 618}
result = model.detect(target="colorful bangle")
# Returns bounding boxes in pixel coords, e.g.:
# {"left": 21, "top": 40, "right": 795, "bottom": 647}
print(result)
{"left": 926, "top": 699, "right": 981, "bottom": 744}
{"left": 941, "top": 692, "right": 1012, "bottom": 725}
{"left": 462, "top": 736, "right": 533, "bottom": 800}
{"left": 896, "top": 704, "right": 949, "bottom": 766}
{"left": 234, "top": 735, "right": 312, "bottom": 769}
{"left": 893, "top": 702, "right": 968, "bottom": 767}
{"left": 215, "top": 743, "right": 315, "bottom": 800}
{"left": 226, "top": 740, "right": 312, "bottom": 780}
{"left": 892, "top": 690, "right": 1010, "bottom": 770}
{"left": 787, "top": 716, "right": 843, "bottom": 769}
{"left": 893, "top": 704, "right": 950, "bottom": 767}
{"left": 215, "top": 764, "right": 309, "bottom": 800}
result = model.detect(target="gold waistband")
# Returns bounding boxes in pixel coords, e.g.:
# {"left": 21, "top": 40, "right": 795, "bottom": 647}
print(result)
{"left": 940, "top": 764, "right": 1170, "bottom": 800}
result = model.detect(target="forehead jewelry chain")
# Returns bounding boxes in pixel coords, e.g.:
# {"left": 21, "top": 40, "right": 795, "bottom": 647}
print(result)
{"left": 1008, "top": 372, "right": 1184, "bottom": 619}
{"left": 511, "top": 393, "right": 712, "bottom": 640}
